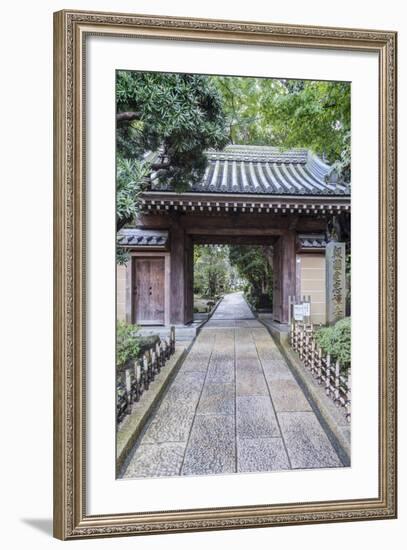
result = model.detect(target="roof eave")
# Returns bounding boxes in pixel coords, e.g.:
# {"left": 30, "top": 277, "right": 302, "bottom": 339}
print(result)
{"left": 140, "top": 190, "right": 351, "bottom": 203}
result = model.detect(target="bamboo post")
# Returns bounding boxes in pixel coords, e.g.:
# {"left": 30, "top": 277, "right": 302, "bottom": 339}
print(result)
{"left": 139, "top": 358, "right": 145, "bottom": 396}
{"left": 305, "top": 331, "right": 309, "bottom": 368}
{"left": 346, "top": 373, "right": 351, "bottom": 422}
{"left": 152, "top": 349, "right": 158, "bottom": 380}
{"left": 297, "top": 325, "right": 301, "bottom": 357}
{"left": 155, "top": 342, "right": 162, "bottom": 373}
{"left": 158, "top": 341, "right": 162, "bottom": 367}
{"left": 298, "top": 325, "right": 302, "bottom": 358}
{"left": 147, "top": 349, "right": 154, "bottom": 381}
{"left": 334, "top": 361, "right": 340, "bottom": 404}
{"left": 325, "top": 354, "right": 331, "bottom": 395}
{"left": 125, "top": 369, "right": 132, "bottom": 414}
{"left": 295, "top": 323, "right": 297, "bottom": 352}
{"left": 317, "top": 347, "right": 322, "bottom": 383}
{"left": 311, "top": 338, "right": 316, "bottom": 375}
{"left": 143, "top": 354, "right": 150, "bottom": 390}
{"left": 133, "top": 361, "right": 141, "bottom": 402}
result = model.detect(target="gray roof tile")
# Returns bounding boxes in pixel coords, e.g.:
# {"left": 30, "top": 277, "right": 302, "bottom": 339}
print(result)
{"left": 297, "top": 234, "right": 328, "bottom": 250}
{"left": 118, "top": 229, "right": 169, "bottom": 248}
{"left": 150, "top": 145, "right": 350, "bottom": 197}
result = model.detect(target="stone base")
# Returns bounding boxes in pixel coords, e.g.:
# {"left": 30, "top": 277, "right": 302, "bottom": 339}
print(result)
{"left": 258, "top": 315, "right": 290, "bottom": 345}
{"left": 138, "top": 320, "right": 205, "bottom": 342}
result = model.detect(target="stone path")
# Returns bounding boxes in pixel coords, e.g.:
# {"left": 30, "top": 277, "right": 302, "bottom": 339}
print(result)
{"left": 122, "top": 293, "right": 343, "bottom": 478}
{"left": 211, "top": 291, "right": 255, "bottom": 320}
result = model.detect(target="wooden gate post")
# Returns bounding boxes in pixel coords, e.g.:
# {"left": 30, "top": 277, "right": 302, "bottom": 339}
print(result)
{"left": 273, "top": 232, "right": 296, "bottom": 323}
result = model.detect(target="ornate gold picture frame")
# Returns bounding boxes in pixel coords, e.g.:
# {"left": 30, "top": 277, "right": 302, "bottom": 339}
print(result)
{"left": 53, "top": 9, "right": 397, "bottom": 540}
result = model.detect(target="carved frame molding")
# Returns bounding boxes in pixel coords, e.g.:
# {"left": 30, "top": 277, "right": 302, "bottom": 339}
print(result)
{"left": 53, "top": 10, "right": 397, "bottom": 540}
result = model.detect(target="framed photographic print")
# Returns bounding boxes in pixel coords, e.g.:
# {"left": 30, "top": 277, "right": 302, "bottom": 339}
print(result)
{"left": 53, "top": 9, "right": 397, "bottom": 540}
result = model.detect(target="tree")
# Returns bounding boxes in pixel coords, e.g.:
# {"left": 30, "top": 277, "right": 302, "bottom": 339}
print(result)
{"left": 116, "top": 157, "right": 150, "bottom": 232}
{"left": 261, "top": 79, "right": 350, "bottom": 179}
{"left": 116, "top": 71, "right": 229, "bottom": 232}
{"left": 228, "top": 246, "right": 273, "bottom": 308}
{"left": 213, "top": 76, "right": 350, "bottom": 179}
{"left": 194, "top": 245, "right": 236, "bottom": 298}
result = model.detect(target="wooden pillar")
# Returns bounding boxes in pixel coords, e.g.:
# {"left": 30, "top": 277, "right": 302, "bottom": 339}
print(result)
{"left": 272, "top": 232, "right": 296, "bottom": 323}
{"left": 169, "top": 220, "right": 187, "bottom": 325}
{"left": 184, "top": 235, "right": 194, "bottom": 324}
{"left": 272, "top": 238, "right": 282, "bottom": 322}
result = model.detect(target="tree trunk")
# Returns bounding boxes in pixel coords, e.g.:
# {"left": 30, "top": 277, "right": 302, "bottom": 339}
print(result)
{"left": 116, "top": 111, "right": 141, "bottom": 123}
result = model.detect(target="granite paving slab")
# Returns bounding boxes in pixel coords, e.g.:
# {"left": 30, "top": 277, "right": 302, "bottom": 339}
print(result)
{"left": 179, "top": 355, "right": 211, "bottom": 373}
{"left": 141, "top": 401, "right": 197, "bottom": 444}
{"left": 179, "top": 333, "right": 215, "bottom": 373}
{"left": 169, "top": 370, "right": 207, "bottom": 389}
{"left": 244, "top": 320, "right": 264, "bottom": 328}
{"left": 262, "top": 359, "right": 296, "bottom": 381}
{"left": 236, "top": 395, "right": 280, "bottom": 438}
{"left": 278, "top": 412, "right": 343, "bottom": 468}
{"left": 236, "top": 365, "right": 269, "bottom": 396}
{"left": 251, "top": 327, "right": 276, "bottom": 343}
{"left": 235, "top": 328, "right": 256, "bottom": 344}
{"left": 181, "top": 414, "right": 236, "bottom": 475}
{"left": 123, "top": 442, "right": 186, "bottom": 478}
{"left": 268, "top": 379, "right": 313, "bottom": 412}
{"left": 237, "top": 437, "right": 290, "bottom": 472}
{"left": 211, "top": 291, "right": 255, "bottom": 320}
{"left": 205, "top": 319, "right": 263, "bottom": 328}
{"left": 206, "top": 355, "right": 235, "bottom": 384}
{"left": 255, "top": 342, "right": 284, "bottom": 361}
{"left": 197, "top": 382, "right": 235, "bottom": 415}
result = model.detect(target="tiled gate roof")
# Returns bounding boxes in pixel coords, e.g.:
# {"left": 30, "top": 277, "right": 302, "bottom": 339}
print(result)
{"left": 150, "top": 145, "right": 350, "bottom": 197}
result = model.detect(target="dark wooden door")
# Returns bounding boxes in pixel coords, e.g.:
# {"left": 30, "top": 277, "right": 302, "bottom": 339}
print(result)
{"left": 133, "top": 257, "right": 165, "bottom": 325}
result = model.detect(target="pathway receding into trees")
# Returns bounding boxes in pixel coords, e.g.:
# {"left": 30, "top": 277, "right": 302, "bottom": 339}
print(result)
{"left": 122, "top": 292, "right": 343, "bottom": 478}
{"left": 210, "top": 291, "right": 255, "bottom": 321}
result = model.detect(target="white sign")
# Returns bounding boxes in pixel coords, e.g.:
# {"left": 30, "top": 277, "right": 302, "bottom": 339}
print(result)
{"left": 293, "top": 302, "right": 310, "bottom": 320}
{"left": 293, "top": 304, "right": 304, "bottom": 320}
{"left": 302, "top": 302, "right": 311, "bottom": 317}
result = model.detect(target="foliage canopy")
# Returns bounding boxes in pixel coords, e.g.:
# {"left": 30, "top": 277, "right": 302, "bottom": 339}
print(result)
{"left": 228, "top": 245, "right": 273, "bottom": 308}
{"left": 116, "top": 71, "right": 229, "bottom": 232}
{"left": 213, "top": 76, "right": 350, "bottom": 178}
{"left": 193, "top": 245, "right": 240, "bottom": 298}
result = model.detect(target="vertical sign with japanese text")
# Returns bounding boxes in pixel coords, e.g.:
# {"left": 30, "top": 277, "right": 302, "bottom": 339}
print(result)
{"left": 325, "top": 241, "right": 346, "bottom": 325}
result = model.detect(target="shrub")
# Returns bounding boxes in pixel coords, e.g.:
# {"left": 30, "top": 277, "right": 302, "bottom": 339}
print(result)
{"left": 116, "top": 321, "right": 140, "bottom": 368}
{"left": 315, "top": 317, "right": 351, "bottom": 368}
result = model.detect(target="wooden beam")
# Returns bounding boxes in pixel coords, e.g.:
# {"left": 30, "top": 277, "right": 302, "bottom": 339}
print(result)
{"left": 187, "top": 227, "right": 285, "bottom": 236}
{"left": 136, "top": 212, "right": 326, "bottom": 233}
{"left": 193, "top": 235, "right": 277, "bottom": 245}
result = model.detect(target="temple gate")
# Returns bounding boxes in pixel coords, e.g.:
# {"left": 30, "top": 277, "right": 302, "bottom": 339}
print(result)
{"left": 117, "top": 145, "right": 350, "bottom": 326}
